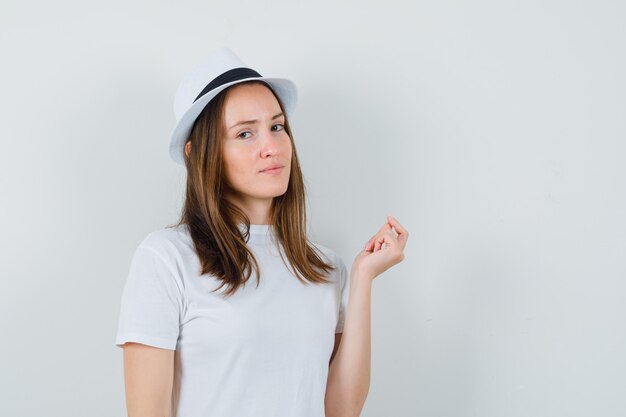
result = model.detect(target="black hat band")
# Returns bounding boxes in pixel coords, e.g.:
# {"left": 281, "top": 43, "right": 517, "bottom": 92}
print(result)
{"left": 193, "top": 67, "right": 262, "bottom": 103}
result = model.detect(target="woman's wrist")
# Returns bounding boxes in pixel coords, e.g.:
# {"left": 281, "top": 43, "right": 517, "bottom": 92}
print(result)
{"left": 349, "top": 268, "right": 374, "bottom": 290}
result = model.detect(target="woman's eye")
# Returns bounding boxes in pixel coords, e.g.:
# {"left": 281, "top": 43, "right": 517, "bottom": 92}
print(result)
{"left": 272, "top": 123, "right": 284, "bottom": 131}
{"left": 238, "top": 131, "right": 252, "bottom": 139}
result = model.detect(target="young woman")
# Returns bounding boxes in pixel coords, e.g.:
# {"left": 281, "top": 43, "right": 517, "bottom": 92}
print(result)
{"left": 115, "top": 47, "right": 408, "bottom": 417}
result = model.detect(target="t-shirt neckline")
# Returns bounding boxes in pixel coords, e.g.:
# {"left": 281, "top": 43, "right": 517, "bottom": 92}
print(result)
{"left": 237, "top": 223, "right": 274, "bottom": 234}
{"left": 178, "top": 223, "right": 275, "bottom": 245}
{"left": 237, "top": 223, "right": 277, "bottom": 247}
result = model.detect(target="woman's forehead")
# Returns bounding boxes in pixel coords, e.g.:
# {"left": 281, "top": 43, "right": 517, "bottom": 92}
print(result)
{"left": 223, "top": 83, "right": 283, "bottom": 125}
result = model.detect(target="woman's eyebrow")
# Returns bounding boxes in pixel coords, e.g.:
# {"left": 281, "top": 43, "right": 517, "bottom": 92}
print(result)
{"left": 228, "top": 112, "right": 284, "bottom": 130}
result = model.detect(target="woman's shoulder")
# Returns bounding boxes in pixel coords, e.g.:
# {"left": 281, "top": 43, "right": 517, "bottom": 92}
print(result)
{"left": 310, "top": 240, "right": 345, "bottom": 268}
{"left": 135, "top": 223, "right": 193, "bottom": 259}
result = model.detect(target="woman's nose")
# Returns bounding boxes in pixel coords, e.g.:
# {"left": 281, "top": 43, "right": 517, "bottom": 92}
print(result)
{"left": 259, "top": 127, "right": 280, "bottom": 153}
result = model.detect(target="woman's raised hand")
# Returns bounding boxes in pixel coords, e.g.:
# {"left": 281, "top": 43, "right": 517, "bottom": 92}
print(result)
{"left": 351, "top": 215, "right": 409, "bottom": 281}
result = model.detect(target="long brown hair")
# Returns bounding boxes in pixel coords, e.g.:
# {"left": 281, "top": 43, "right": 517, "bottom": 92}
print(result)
{"left": 168, "top": 80, "right": 336, "bottom": 296}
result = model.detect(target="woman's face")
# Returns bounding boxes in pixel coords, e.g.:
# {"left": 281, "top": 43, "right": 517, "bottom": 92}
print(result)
{"left": 220, "top": 82, "right": 292, "bottom": 211}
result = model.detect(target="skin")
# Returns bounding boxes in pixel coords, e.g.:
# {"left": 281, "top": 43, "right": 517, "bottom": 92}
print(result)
{"left": 324, "top": 215, "right": 408, "bottom": 416}
{"left": 185, "top": 82, "right": 292, "bottom": 225}
{"left": 125, "top": 81, "right": 410, "bottom": 417}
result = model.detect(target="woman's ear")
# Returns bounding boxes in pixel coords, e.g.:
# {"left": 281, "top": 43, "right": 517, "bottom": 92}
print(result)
{"left": 185, "top": 141, "right": 191, "bottom": 158}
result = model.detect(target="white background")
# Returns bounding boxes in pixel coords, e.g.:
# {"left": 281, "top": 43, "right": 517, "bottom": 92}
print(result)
{"left": 1, "top": 1, "right": 625, "bottom": 416}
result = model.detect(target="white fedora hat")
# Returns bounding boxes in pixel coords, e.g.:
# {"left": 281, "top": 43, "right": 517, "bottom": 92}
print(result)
{"left": 169, "top": 47, "right": 298, "bottom": 165}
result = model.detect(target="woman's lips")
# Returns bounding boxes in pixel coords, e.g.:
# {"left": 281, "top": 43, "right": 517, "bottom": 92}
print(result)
{"left": 261, "top": 167, "right": 284, "bottom": 175}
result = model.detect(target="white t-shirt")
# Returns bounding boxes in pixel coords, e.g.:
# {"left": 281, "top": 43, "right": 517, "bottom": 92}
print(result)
{"left": 115, "top": 223, "right": 350, "bottom": 417}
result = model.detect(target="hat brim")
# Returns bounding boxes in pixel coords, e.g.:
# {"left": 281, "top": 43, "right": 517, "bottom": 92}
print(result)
{"left": 169, "top": 77, "right": 297, "bottom": 165}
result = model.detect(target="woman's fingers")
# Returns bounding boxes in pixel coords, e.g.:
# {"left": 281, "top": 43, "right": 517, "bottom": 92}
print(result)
{"left": 364, "top": 222, "right": 390, "bottom": 250}
{"left": 365, "top": 215, "right": 408, "bottom": 252}
{"left": 386, "top": 215, "right": 407, "bottom": 237}
{"left": 356, "top": 216, "right": 408, "bottom": 279}
{"left": 370, "top": 232, "right": 404, "bottom": 265}
{"left": 386, "top": 215, "right": 408, "bottom": 248}
{"left": 372, "top": 230, "right": 398, "bottom": 252}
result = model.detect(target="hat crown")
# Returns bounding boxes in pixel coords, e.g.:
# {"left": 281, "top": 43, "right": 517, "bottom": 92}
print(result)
{"left": 173, "top": 47, "right": 248, "bottom": 121}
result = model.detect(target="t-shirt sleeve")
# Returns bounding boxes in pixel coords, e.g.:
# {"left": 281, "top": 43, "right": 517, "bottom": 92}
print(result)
{"left": 115, "top": 244, "right": 184, "bottom": 350}
{"left": 335, "top": 257, "right": 350, "bottom": 334}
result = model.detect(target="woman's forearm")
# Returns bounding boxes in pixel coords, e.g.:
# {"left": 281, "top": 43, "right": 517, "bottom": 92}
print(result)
{"left": 325, "top": 270, "right": 372, "bottom": 417}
